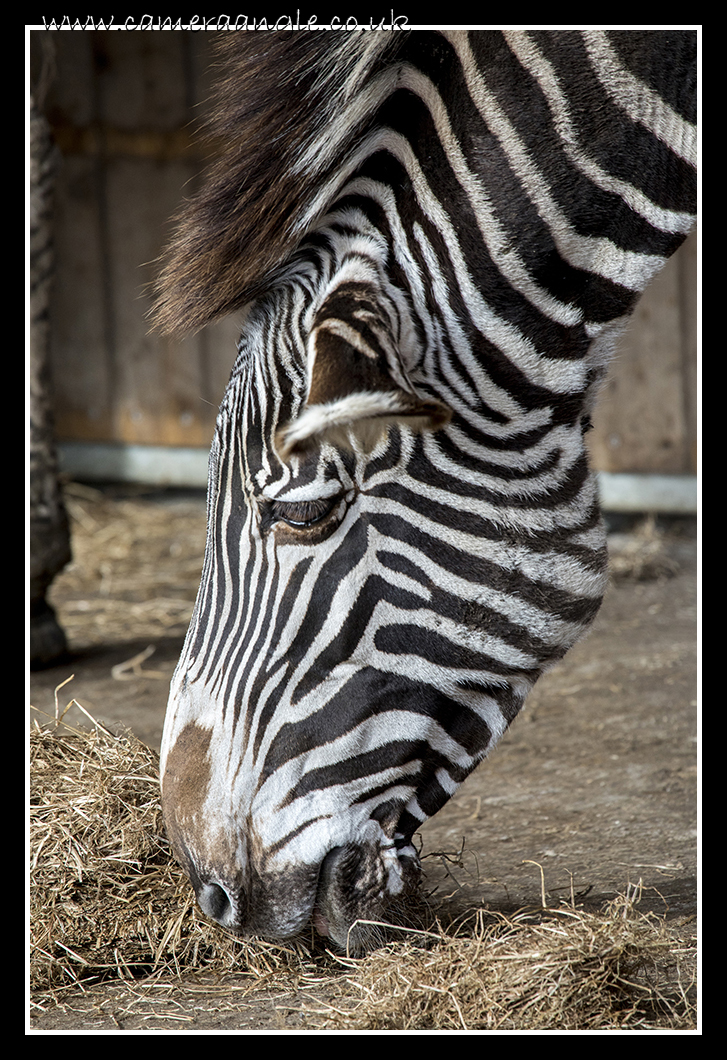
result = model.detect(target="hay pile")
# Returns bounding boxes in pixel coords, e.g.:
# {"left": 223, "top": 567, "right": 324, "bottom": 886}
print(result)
{"left": 49, "top": 482, "right": 206, "bottom": 648}
{"left": 29, "top": 718, "right": 310, "bottom": 1002}
{"left": 29, "top": 720, "right": 695, "bottom": 1030}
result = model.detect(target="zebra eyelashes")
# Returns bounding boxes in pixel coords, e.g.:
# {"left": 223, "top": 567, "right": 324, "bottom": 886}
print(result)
{"left": 258, "top": 493, "right": 347, "bottom": 535}
{"left": 272, "top": 496, "right": 339, "bottom": 527}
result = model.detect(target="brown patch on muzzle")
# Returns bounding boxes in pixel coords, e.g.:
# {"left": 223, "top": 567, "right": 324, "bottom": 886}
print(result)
{"left": 161, "top": 722, "right": 212, "bottom": 866}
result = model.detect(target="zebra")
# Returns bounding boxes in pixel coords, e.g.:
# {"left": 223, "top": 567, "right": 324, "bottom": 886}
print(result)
{"left": 154, "top": 30, "right": 697, "bottom": 953}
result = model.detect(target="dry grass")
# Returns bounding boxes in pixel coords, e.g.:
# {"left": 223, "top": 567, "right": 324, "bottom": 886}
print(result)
{"left": 608, "top": 516, "right": 681, "bottom": 582}
{"left": 49, "top": 482, "right": 206, "bottom": 648}
{"left": 307, "top": 899, "right": 695, "bottom": 1030}
{"left": 29, "top": 718, "right": 696, "bottom": 1030}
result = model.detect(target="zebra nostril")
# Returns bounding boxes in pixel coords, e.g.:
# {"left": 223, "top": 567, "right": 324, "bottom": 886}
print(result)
{"left": 196, "top": 881, "right": 235, "bottom": 926}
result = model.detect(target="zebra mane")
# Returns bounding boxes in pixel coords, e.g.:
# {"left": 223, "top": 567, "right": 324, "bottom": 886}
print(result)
{"left": 152, "top": 31, "right": 407, "bottom": 334}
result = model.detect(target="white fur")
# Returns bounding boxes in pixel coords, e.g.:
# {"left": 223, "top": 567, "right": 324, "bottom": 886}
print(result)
{"left": 276, "top": 390, "right": 443, "bottom": 456}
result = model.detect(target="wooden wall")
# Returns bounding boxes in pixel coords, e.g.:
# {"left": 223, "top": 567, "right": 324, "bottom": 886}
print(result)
{"left": 42, "top": 31, "right": 239, "bottom": 452}
{"left": 589, "top": 232, "right": 698, "bottom": 475}
{"left": 39, "top": 30, "right": 698, "bottom": 477}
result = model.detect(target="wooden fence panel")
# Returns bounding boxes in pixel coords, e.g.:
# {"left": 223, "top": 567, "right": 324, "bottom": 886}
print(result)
{"left": 589, "top": 233, "right": 698, "bottom": 475}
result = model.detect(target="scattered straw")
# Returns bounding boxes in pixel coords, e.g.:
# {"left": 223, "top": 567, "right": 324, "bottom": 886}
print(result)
{"left": 609, "top": 516, "right": 680, "bottom": 582}
{"left": 48, "top": 483, "right": 206, "bottom": 649}
{"left": 302, "top": 898, "right": 695, "bottom": 1031}
{"left": 29, "top": 719, "right": 695, "bottom": 1029}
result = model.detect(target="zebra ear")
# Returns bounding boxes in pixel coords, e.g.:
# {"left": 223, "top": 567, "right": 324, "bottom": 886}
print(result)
{"left": 276, "top": 390, "right": 451, "bottom": 458}
{"left": 275, "top": 327, "right": 450, "bottom": 457}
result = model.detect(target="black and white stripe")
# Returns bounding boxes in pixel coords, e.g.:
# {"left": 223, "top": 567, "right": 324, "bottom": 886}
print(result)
{"left": 156, "top": 30, "right": 697, "bottom": 952}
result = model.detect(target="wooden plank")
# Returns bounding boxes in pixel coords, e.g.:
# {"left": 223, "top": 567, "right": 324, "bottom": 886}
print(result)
{"left": 589, "top": 232, "right": 697, "bottom": 475}
{"left": 48, "top": 31, "right": 238, "bottom": 448}
{"left": 91, "top": 31, "right": 192, "bottom": 132}
{"left": 679, "top": 231, "right": 698, "bottom": 473}
{"left": 50, "top": 152, "right": 112, "bottom": 441}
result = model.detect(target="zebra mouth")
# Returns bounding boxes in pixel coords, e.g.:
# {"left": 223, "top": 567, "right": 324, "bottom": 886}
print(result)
{"left": 310, "top": 842, "right": 412, "bottom": 952}
{"left": 311, "top": 903, "right": 332, "bottom": 938}
{"left": 311, "top": 845, "right": 345, "bottom": 941}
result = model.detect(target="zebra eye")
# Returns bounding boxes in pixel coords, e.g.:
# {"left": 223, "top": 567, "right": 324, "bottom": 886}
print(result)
{"left": 270, "top": 495, "right": 340, "bottom": 529}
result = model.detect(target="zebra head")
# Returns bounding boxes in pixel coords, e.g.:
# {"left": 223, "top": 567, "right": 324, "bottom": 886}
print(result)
{"left": 156, "top": 31, "right": 696, "bottom": 952}
{"left": 160, "top": 215, "right": 608, "bottom": 952}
